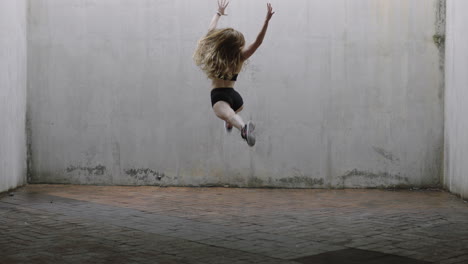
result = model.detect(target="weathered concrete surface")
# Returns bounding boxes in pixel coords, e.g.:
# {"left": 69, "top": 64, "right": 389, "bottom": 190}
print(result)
{"left": 28, "top": 0, "right": 444, "bottom": 187}
{"left": 444, "top": 0, "right": 468, "bottom": 199}
{"left": 0, "top": 0, "right": 27, "bottom": 193}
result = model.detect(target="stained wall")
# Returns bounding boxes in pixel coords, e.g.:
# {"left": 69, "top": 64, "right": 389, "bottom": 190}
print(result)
{"left": 28, "top": 0, "right": 444, "bottom": 187}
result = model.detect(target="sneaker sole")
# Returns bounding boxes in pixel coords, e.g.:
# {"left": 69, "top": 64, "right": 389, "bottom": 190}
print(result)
{"left": 246, "top": 122, "right": 256, "bottom": 146}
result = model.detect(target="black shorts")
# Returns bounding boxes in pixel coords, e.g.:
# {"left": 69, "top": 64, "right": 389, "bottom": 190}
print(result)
{"left": 211, "top": 88, "right": 244, "bottom": 112}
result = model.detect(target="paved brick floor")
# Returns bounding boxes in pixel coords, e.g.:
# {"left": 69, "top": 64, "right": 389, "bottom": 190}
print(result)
{"left": 1, "top": 185, "right": 468, "bottom": 264}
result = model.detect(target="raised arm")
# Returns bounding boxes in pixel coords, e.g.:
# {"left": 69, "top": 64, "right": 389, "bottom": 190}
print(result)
{"left": 208, "top": 0, "right": 230, "bottom": 32}
{"left": 241, "top": 3, "right": 275, "bottom": 60}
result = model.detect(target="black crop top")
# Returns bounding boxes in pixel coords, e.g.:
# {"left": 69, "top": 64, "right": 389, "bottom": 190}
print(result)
{"left": 217, "top": 73, "right": 239, "bottom": 81}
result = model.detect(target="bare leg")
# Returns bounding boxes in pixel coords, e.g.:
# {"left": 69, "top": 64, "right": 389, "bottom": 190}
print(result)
{"left": 213, "top": 101, "right": 245, "bottom": 131}
{"left": 225, "top": 105, "right": 244, "bottom": 128}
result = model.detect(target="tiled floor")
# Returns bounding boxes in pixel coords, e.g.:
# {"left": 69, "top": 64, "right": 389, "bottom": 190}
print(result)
{"left": 1, "top": 185, "right": 467, "bottom": 264}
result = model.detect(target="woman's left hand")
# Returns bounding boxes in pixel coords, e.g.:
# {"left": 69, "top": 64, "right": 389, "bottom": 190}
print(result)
{"left": 218, "top": 0, "right": 230, "bottom": 15}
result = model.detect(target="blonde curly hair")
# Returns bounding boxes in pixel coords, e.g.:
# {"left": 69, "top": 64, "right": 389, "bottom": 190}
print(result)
{"left": 193, "top": 28, "right": 246, "bottom": 80}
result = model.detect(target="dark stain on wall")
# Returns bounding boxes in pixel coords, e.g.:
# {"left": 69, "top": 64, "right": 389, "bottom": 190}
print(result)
{"left": 278, "top": 176, "right": 324, "bottom": 187}
{"left": 341, "top": 169, "right": 409, "bottom": 183}
{"left": 247, "top": 177, "right": 264, "bottom": 187}
{"left": 26, "top": 106, "right": 33, "bottom": 183}
{"left": 66, "top": 164, "right": 106, "bottom": 175}
{"left": 435, "top": 0, "right": 446, "bottom": 101}
{"left": 372, "top": 146, "right": 400, "bottom": 162}
{"left": 124, "top": 168, "right": 165, "bottom": 181}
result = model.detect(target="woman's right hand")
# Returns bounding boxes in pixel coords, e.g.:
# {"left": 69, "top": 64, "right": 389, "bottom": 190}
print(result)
{"left": 218, "top": 0, "right": 229, "bottom": 16}
{"left": 265, "top": 3, "right": 275, "bottom": 22}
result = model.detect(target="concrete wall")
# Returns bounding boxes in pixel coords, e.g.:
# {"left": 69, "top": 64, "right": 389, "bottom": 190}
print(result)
{"left": 0, "top": 0, "right": 28, "bottom": 193}
{"left": 444, "top": 0, "right": 468, "bottom": 199}
{"left": 28, "top": 0, "right": 444, "bottom": 188}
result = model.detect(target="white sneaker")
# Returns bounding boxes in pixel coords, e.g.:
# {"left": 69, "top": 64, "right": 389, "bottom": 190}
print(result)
{"left": 241, "top": 121, "right": 256, "bottom": 147}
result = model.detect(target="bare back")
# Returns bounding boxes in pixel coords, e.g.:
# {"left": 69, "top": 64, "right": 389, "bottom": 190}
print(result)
{"left": 211, "top": 62, "right": 244, "bottom": 89}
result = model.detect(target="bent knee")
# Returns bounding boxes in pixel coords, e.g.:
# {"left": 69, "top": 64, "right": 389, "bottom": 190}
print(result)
{"left": 214, "top": 111, "right": 230, "bottom": 121}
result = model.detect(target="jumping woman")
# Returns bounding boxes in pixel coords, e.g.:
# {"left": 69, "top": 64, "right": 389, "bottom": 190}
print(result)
{"left": 194, "top": 0, "right": 275, "bottom": 147}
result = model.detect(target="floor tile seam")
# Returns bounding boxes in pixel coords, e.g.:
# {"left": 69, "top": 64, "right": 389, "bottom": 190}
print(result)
{"left": 187, "top": 238, "right": 305, "bottom": 263}
{"left": 193, "top": 237, "right": 357, "bottom": 261}
{"left": 348, "top": 246, "right": 435, "bottom": 262}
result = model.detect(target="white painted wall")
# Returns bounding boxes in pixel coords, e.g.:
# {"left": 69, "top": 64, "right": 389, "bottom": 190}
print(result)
{"left": 28, "top": 0, "right": 444, "bottom": 188}
{"left": 444, "top": 0, "right": 468, "bottom": 199}
{"left": 0, "top": 0, "right": 27, "bottom": 192}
